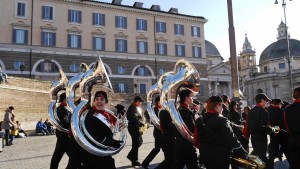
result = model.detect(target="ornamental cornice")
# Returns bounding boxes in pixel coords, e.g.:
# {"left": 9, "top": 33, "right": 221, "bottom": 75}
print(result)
{"left": 67, "top": 27, "right": 82, "bottom": 34}
{"left": 156, "top": 36, "right": 167, "bottom": 42}
{"left": 136, "top": 34, "right": 148, "bottom": 40}
{"left": 11, "top": 21, "right": 30, "bottom": 28}
{"left": 114, "top": 32, "right": 128, "bottom": 38}
{"left": 40, "top": 24, "right": 57, "bottom": 31}
{"left": 92, "top": 29, "right": 106, "bottom": 36}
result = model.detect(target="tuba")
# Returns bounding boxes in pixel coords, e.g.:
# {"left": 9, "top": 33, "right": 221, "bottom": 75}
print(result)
{"left": 231, "top": 154, "right": 266, "bottom": 169}
{"left": 71, "top": 56, "right": 127, "bottom": 156}
{"left": 48, "top": 69, "right": 69, "bottom": 133}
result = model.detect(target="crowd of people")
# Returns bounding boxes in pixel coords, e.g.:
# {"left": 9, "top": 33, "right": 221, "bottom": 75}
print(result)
{"left": 2, "top": 86, "right": 300, "bottom": 169}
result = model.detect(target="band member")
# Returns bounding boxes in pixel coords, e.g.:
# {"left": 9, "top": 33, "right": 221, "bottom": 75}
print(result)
{"left": 173, "top": 88, "right": 200, "bottom": 169}
{"left": 247, "top": 93, "right": 279, "bottom": 169}
{"left": 50, "top": 93, "right": 71, "bottom": 169}
{"left": 284, "top": 87, "right": 300, "bottom": 169}
{"left": 126, "top": 96, "right": 145, "bottom": 166}
{"left": 194, "top": 96, "right": 248, "bottom": 169}
{"left": 84, "top": 91, "right": 124, "bottom": 169}
{"left": 142, "top": 96, "right": 162, "bottom": 169}
{"left": 268, "top": 98, "right": 288, "bottom": 168}
{"left": 191, "top": 99, "right": 201, "bottom": 119}
{"left": 221, "top": 95, "right": 230, "bottom": 119}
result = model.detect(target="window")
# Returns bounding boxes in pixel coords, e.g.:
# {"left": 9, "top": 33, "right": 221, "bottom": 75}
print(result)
{"left": 70, "top": 63, "right": 79, "bottom": 72}
{"left": 93, "top": 37, "right": 105, "bottom": 51}
{"left": 14, "top": 61, "right": 25, "bottom": 70}
{"left": 192, "top": 46, "right": 202, "bottom": 58}
{"left": 191, "top": 26, "right": 200, "bottom": 37}
{"left": 199, "top": 85, "right": 205, "bottom": 96}
{"left": 140, "top": 84, "right": 146, "bottom": 94}
{"left": 41, "top": 32, "right": 56, "bottom": 47}
{"left": 93, "top": 13, "right": 105, "bottom": 26}
{"left": 42, "top": 6, "right": 53, "bottom": 20}
{"left": 115, "top": 39, "right": 127, "bottom": 52}
{"left": 279, "top": 63, "right": 285, "bottom": 69}
{"left": 137, "top": 41, "right": 148, "bottom": 54}
{"left": 134, "top": 66, "right": 151, "bottom": 76}
{"left": 16, "top": 2, "right": 26, "bottom": 17}
{"left": 68, "top": 34, "right": 81, "bottom": 49}
{"left": 117, "top": 66, "right": 125, "bottom": 74}
{"left": 68, "top": 10, "right": 82, "bottom": 23}
{"left": 37, "top": 61, "right": 58, "bottom": 72}
{"left": 136, "top": 19, "right": 147, "bottom": 31}
{"left": 156, "top": 43, "right": 167, "bottom": 55}
{"left": 117, "top": 83, "right": 127, "bottom": 93}
{"left": 264, "top": 66, "right": 268, "bottom": 72}
{"left": 156, "top": 21, "right": 166, "bottom": 33}
{"left": 115, "top": 16, "right": 127, "bottom": 29}
{"left": 12, "top": 29, "right": 28, "bottom": 44}
{"left": 176, "top": 44, "right": 185, "bottom": 57}
{"left": 174, "top": 24, "right": 184, "bottom": 35}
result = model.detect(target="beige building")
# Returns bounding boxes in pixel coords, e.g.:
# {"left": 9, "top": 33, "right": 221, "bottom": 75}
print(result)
{"left": 0, "top": 0, "right": 210, "bottom": 100}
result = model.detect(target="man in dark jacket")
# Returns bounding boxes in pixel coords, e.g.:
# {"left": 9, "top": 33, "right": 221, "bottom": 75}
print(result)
{"left": 247, "top": 93, "right": 279, "bottom": 169}
{"left": 284, "top": 87, "right": 300, "bottom": 169}
{"left": 50, "top": 93, "right": 71, "bottom": 169}
{"left": 126, "top": 96, "right": 145, "bottom": 166}
{"left": 221, "top": 95, "right": 230, "bottom": 119}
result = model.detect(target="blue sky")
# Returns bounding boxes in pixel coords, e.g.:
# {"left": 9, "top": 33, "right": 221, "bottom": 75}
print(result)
{"left": 98, "top": 0, "right": 300, "bottom": 62}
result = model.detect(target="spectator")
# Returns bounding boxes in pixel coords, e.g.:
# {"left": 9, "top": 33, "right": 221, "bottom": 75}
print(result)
{"left": 44, "top": 118, "right": 55, "bottom": 135}
{"left": 16, "top": 121, "right": 27, "bottom": 138}
{"left": 35, "top": 118, "right": 50, "bottom": 135}
{"left": 1, "top": 106, "right": 16, "bottom": 146}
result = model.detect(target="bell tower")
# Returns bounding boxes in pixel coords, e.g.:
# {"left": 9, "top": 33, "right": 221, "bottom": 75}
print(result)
{"left": 277, "top": 21, "right": 290, "bottom": 40}
{"left": 238, "top": 33, "right": 257, "bottom": 81}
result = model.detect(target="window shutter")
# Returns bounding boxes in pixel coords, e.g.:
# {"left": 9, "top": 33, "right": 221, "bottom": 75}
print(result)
{"left": 78, "top": 35, "right": 81, "bottom": 48}
{"left": 12, "top": 29, "right": 16, "bottom": 43}
{"left": 174, "top": 24, "right": 176, "bottom": 35}
{"left": 163, "top": 22, "right": 166, "bottom": 33}
{"left": 197, "top": 27, "right": 200, "bottom": 37}
{"left": 102, "top": 38, "right": 105, "bottom": 50}
{"left": 50, "top": 7, "right": 53, "bottom": 20}
{"left": 93, "top": 37, "right": 96, "bottom": 50}
{"left": 115, "top": 39, "right": 118, "bottom": 51}
{"left": 136, "top": 19, "right": 139, "bottom": 30}
{"left": 192, "top": 46, "right": 195, "bottom": 57}
{"left": 124, "top": 17, "right": 127, "bottom": 29}
{"left": 53, "top": 33, "right": 56, "bottom": 47}
{"left": 175, "top": 45, "right": 178, "bottom": 56}
{"left": 191, "top": 26, "right": 193, "bottom": 36}
{"left": 145, "top": 42, "right": 148, "bottom": 54}
{"left": 156, "top": 43, "right": 159, "bottom": 54}
{"left": 24, "top": 30, "right": 28, "bottom": 44}
{"left": 136, "top": 41, "right": 139, "bottom": 53}
{"left": 78, "top": 11, "right": 82, "bottom": 23}
{"left": 102, "top": 14, "right": 105, "bottom": 26}
{"left": 92, "top": 13, "right": 95, "bottom": 25}
{"left": 41, "top": 32, "right": 45, "bottom": 46}
{"left": 68, "top": 10, "right": 71, "bottom": 22}
{"left": 68, "top": 34, "right": 71, "bottom": 48}
{"left": 144, "top": 20, "right": 147, "bottom": 31}
{"left": 164, "top": 44, "right": 167, "bottom": 55}
{"left": 115, "top": 16, "right": 118, "bottom": 28}
{"left": 125, "top": 84, "right": 128, "bottom": 93}
{"left": 124, "top": 40, "right": 127, "bottom": 52}
{"left": 199, "top": 47, "right": 202, "bottom": 58}
{"left": 183, "top": 46, "right": 185, "bottom": 57}
{"left": 182, "top": 25, "right": 184, "bottom": 35}
{"left": 156, "top": 22, "right": 159, "bottom": 32}
{"left": 42, "top": 6, "right": 45, "bottom": 19}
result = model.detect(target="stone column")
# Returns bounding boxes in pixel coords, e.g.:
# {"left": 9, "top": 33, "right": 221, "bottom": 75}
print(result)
{"left": 228, "top": 82, "right": 232, "bottom": 98}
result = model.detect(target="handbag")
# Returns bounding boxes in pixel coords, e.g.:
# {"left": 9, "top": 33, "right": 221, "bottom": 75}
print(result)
{"left": 10, "top": 129, "right": 19, "bottom": 136}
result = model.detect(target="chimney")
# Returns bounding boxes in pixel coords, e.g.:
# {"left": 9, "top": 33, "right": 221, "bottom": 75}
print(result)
{"left": 133, "top": 2, "right": 143, "bottom": 8}
{"left": 150, "top": 5, "right": 161, "bottom": 11}
{"left": 168, "top": 8, "right": 178, "bottom": 14}
{"left": 112, "top": 0, "right": 122, "bottom": 5}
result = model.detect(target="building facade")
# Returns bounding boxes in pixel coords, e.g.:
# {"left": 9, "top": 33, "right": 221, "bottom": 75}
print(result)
{"left": 0, "top": 0, "right": 209, "bottom": 100}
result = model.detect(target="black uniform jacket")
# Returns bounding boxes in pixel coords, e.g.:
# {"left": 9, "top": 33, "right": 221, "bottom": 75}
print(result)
{"left": 229, "top": 110, "right": 243, "bottom": 139}
{"left": 153, "top": 106, "right": 161, "bottom": 139}
{"left": 85, "top": 108, "right": 120, "bottom": 148}
{"left": 268, "top": 106, "right": 285, "bottom": 130}
{"left": 222, "top": 105, "right": 230, "bottom": 119}
{"left": 56, "top": 104, "right": 70, "bottom": 139}
{"left": 126, "top": 103, "right": 143, "bottom": 129}
{"left": 196, "top": 112, "right": 241, "bottom": 151}
{"left": 247, "top": 105, "right": 273, "bottom": 148}
{"left": 159, "top": 109, "right": 176, "bottom": 141}
{"left": 284, "top": 101, "right": 300, "bottom": 135}
{"left": 175, "top": 105, "right": 195, "bottom": 139}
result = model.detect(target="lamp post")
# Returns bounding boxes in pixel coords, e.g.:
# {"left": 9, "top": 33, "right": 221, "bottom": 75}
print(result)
{"left": 275, "top": 0, "right": 294, "bottom": 101}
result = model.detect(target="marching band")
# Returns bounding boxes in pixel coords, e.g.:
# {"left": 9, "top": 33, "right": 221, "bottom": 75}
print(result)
{"left": 47, "top": 58, "right": 298, "bottom": 169}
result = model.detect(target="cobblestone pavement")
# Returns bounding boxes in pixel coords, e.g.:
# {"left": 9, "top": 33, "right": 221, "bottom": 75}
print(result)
{"left": 0, "top": 126, "right": 289, "bottom": 169}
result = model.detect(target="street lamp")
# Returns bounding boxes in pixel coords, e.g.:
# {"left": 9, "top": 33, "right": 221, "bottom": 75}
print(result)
{"left": 275, "top": 0, "right": 294, "bottom": 101}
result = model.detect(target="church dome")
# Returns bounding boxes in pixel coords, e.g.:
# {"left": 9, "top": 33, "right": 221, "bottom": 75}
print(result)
{"left": 205, "top": 40, "right": 221, "bottom": 56}
{"left": 259, "top": 38, "right": 300, "bottom": 64}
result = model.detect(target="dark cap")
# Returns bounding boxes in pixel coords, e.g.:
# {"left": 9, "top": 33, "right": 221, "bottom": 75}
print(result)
{"left": 179, "top": 88, "right": 193, "bottom": 103}
{"left": 272, "top": 98, "right": 284, "bottom": 105}
{"left": 206, "top": 95, "right": 223, "bottom": 104}
{"left": 94, "top": 91, "right": 108, "bottom": 103}
{"left": 134, "top": 96, "right": 145, "bottom": 102}
{"left": 115, "top": 104, "right": 125, "bottom": 111}
{"left": 221, "top": 95, "right": 229, "bottom": 102}
{"left": 255, "top": 93, "right": 271, "bottom": 102}
{"left": 293, "top": 87, "right": 300, "bottom": 99}
{"left": 193, "top": 100, "right": 202, "bottom": 105}
{"left": 59, "top": 93, "right": 66, "bottom": 102}
{"left": 154, "top": 96, "right": 160, "bottom": 104}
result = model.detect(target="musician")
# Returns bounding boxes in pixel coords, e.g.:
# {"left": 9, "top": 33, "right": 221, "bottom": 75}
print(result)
{"left": 268, "top": 98, "right": 288, "bottom": 168}
{"left": 284, "top": 87, "right": 300, "bottom": 169}
{"left": 142, "top": 96, "right": 162, "bottom": 169}
{"left": 84, "top": 91, "right": 123, "bottom": 169}
{"left": 126, "top": 96, "right": 145, "bottom": 167}
{"left": 221, "top": 95, "right": 230, "bottom": 119}
{"left": 173, "top": 88, "right": 200, "bottom": 169}
{"left": 246, "top": 93, "right": 279, "bottom": 169}
{"left": 194, "top": 96, "right": 248, "bottom": 169}
{"left": 50, "top": 93, "right": 71, "bottom": 169}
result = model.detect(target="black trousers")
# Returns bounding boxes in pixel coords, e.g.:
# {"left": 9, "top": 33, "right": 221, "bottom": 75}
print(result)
{"left": 142, "top": 135, "right": 162, "bottom": 166}
{"left": 287, "top": 136, "right": 300, "bottom": 169}
{"left": 86, "top": 153, "right": 116, "bottom": 169}
{"left": 201, "top": 148, "right": 230, "bottom": 169}
{"left": 156, "top": 134, "right": 174, "bottom": 169}
{"left": 50, "top": 135, "right": 70, "bottom": 169}
{"left": 127, "top": 127, "right": 143, "bottom": 162}
{"left": 4, "top": 129, "right": 9, "bottom": 145}
{"left": 66, "top": 136, "right": 87, "bottom": 169}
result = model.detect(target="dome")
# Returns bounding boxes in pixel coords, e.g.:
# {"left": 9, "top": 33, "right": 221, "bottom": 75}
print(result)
{"left": 205, "top": 40, "right": 221, "bottom": 56}
{"left": 259, "top": 38, "right": 300, "bottom": 64}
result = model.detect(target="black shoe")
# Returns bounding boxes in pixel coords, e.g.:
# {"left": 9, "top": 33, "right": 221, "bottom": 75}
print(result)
{"left": 132, "top": 161, "right": 142, "bottom": 166}
{"left": 142, "top": 163, "right": 149, "bottom": 169}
